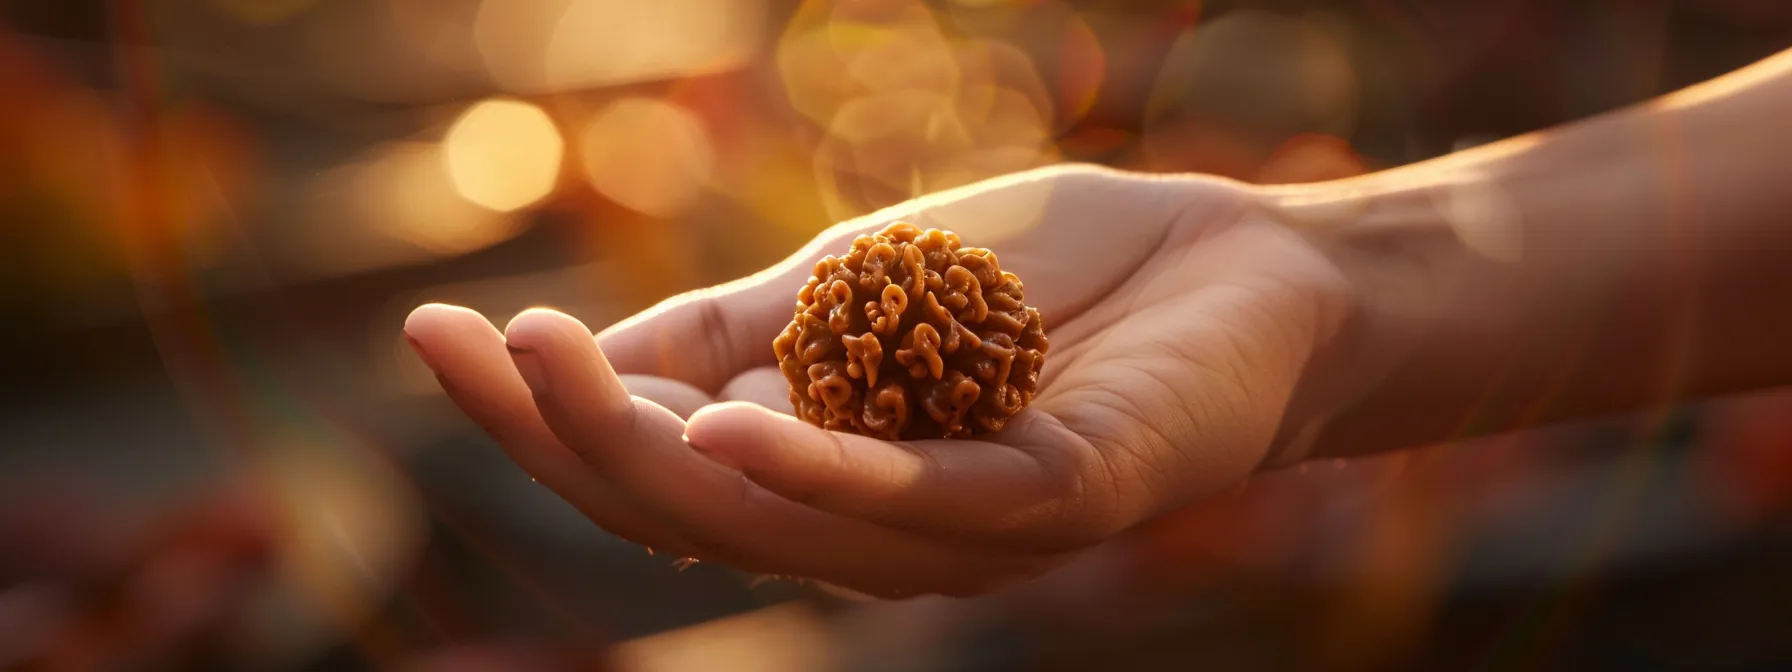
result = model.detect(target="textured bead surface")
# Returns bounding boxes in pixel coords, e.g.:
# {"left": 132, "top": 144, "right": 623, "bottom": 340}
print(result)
{"left": 772, "top": 222, "right": 1049, "bottom": 440}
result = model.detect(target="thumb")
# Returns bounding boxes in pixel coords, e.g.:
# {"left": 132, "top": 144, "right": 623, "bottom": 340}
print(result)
{"left": 596, "top": 223, "right": 864, "bottom": 393}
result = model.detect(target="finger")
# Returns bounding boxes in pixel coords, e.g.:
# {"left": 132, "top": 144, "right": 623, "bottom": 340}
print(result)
{"left": 404, "top": 304, "right": 686, "bottom": 553}
{"left": 505, "top": 308, "right": 1040, "bottom": 596}
{"left": 718, "top": 367, "right": 795, "bottom": 415}
{"left": 597, "top": 221, "right": 877, "bottom": 394}
{"left": 684, "top": 402, "right": 1115, "bottom": 551}
{"left": 617, "top": 375, "right": 710, "bottom": 420}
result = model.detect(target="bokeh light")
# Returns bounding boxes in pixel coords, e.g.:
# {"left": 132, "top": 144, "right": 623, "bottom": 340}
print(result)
{"left": 779, "top": 0, "right": 1058, "bottom": 217}
{"left": 1055, "top": 13, "right": 1105, "bottom": 129}
{"left": 387, "top": 0, "right": 488, "bottom": 76}
{"left": 474, "top": 0, "right": 765, "bottom": 94}
{"left": 443, "top": 98, "right": 564, "bottom": 212}
{"left": 777, "top": 0, "right": 956, "bottom": 128}
{"left": 378, "top": 142, "right": 521, "bottom": 252}
{"left": 941, "top": 0, "right": 1107, "bottom": 131}
{"left": 236, "top": 437, "right": 427, "bottom": 667}
{"left": 1438, "top": 173, "right": 1524, "bottom": 263}
{"left": 289, "top": 141, "right": 522, "bottom": 279}
{"left": 1142, "top": 10, "right": 1358, "bottom": 179}
{"left": 578, "top": 97, "right": 716, "bottom": 218}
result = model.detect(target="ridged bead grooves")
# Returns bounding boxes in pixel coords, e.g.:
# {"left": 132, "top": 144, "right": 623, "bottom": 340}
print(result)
{"left": 771, "top": 222, "right": 1049, "bottom": 440}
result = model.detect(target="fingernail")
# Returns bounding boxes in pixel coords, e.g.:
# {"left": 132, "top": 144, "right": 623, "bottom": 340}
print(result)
{"left": 508, "top": 344, "right": 547, "bottom": 396}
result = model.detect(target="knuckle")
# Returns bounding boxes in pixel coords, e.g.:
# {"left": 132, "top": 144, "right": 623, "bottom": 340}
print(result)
{"left": 693, "top": 297, "right": 740, "bottom": 382}
{"left": 1067, "top": 447, "right": 1143, "bottom": 544}
{"left": 1034, "top": 446, "right": 1120, "bottom": 548}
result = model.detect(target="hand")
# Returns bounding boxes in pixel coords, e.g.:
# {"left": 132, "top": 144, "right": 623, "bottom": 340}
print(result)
{"left": 404, "top": 164, "right": 1357, "bottom": 597}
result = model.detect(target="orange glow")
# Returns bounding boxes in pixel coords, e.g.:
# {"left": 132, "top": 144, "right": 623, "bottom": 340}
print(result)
{"left": 578, "top": 97, "right": 716, "bottom": 218}
{"left": 1256, "top": 133, "right": 1368, "bottom": 184}
{"left": 443, "top": 98, "right": 564, "bottom": 212}
{"left": 1055, "top": 14, "right": 1106, "bottom": 130}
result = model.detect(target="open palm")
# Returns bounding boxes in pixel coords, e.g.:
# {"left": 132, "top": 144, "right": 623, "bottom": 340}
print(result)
{"left": 404, "top": 165, "right": 1354, "bottom": 597}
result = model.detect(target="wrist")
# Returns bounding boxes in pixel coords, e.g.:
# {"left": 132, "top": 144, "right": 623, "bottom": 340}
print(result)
{"left": 1251, "top": 169, "right": 1542, "bottom": 467}
{"left": 1254, "top": 125, "right": 1687, "bottom": 464}
{"left": 1256, "top": 49, "right": 1792, "bottom": 467}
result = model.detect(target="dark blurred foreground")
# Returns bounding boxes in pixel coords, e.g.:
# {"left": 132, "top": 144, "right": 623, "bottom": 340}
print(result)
{"left": 3, "top": 1, "right": 1791, "bottom": 670}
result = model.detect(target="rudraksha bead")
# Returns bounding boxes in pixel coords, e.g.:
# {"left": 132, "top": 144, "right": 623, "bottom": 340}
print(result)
{"left": 771, "top": 222, "right": 1049, "bottom": 440}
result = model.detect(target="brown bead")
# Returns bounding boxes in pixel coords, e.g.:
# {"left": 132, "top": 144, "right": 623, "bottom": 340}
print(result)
{"left": 771, "top": 221, "right": 1049, "bottom": 440}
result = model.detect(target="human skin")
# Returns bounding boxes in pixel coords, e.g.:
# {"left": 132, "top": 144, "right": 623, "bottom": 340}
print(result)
{"left": 404, "top": 47, "right": 1792, "bottom": 598}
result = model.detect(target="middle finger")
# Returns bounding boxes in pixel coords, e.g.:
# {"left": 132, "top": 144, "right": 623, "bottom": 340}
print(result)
{"left": 504, "top": 308, "right": 1044, "bottom": 597}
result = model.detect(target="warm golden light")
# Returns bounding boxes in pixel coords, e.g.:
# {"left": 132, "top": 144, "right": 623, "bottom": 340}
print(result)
{"left": 778, "top": 1, "right": 1056, "bottom": 217}
{"left": 235, "top": 439, "right": 427, "bottom": 667}
{"left": 578, "top": 97, "right": 715, "bottom": 218}
{"left": 443, "top": 98, "right": 564, "bottom": 212}
{"left": 777, "top": 0, "right": 956, "bottom": 128}
{"left": 282, "top": 141, "right": 525, "bottom": 279}
{"left": 381, "top": 142, "right": 525, "bottom": 252}
{"left": 474, "top": 0, "right": 764, "bottom": 94}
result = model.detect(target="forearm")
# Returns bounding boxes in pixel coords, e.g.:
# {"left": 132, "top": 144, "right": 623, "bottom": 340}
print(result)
{"left": 1268, "top": 47, "right": 1792, "bottom": 461}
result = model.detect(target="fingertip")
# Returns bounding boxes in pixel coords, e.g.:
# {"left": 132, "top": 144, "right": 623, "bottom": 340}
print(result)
{"left": 502, "top": 307, "right": 592, "bottom": 350}
{"left": 404, "top": 303, "right": 484, "bottom": 339}
{"left": 502, "top": 308, "right": 634, "bottom": 421}
{"left": 684, "top": 402, "right": 792, "bottom": 467}
{"left": 685, "top": 401, "right": 780, "bottom": 444}
{"left": 686, "top": 403, "right": 937, "bottom": 518}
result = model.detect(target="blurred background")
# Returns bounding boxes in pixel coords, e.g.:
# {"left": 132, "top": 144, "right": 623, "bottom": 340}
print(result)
{"left": 2, "top": 0, "right": 1791, "bottom": 669}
